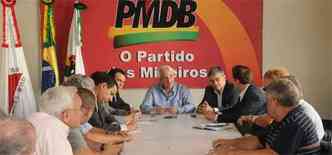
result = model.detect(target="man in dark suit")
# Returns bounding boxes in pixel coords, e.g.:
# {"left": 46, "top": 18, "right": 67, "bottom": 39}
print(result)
{"left": 202, "top": 65, "right": 266, "bottom": 134}
{"left": 108, "top": 68, "right": 131, "bottom": 114}
{"left": 197, "top": 66, "right": 240, "bottom": 114}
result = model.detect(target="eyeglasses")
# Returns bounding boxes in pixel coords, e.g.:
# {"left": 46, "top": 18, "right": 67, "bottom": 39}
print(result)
{"left": 116, "top": 78, "right": 126, "bottom": 83}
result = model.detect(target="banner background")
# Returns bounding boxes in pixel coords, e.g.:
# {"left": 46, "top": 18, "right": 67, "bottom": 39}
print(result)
{"left": 52, "top": 0, "right": 262, "bottom": 88}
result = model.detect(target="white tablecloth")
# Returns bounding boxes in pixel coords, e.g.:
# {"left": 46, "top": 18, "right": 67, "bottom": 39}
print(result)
{"left": 123, "top": 115, "right": 241, "bottom": 155}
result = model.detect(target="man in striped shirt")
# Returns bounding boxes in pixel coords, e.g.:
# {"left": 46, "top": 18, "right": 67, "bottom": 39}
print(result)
{"left": 209, "top": 79, "right": 320, "bottom": 155}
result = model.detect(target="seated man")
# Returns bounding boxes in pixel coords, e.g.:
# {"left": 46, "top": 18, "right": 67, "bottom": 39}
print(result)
{"left": 108, "top": 68, "right": 131, "bottom": 112}
{"left": 238, "top": 68, "right": 291, "bottom": 128}
{"left": 63, "top": 74, "right": 96, "bottom": 91}
{"left": 90, "top": 71, "right": 136, "bottom": 132}
{"left": 202, "top": 65, "right": 266, "bottom": 124}
{"left": 0, "top": 118, "right": 36, "bottom": 155}
{"left": 140, "top": 65, "right": 195, "bottom": 114}
{"left": 209, "top": 79, "right": 320, "bottom": 155}
{"left": 28, "top": 86, "right": 82, "bottom": 155}
{"left": 197, "top": 66, "right": 240, "bottom": 114}
{"left": 238, "top": 68, "right": 325, "bottom": 141}
{"left": 64, "top": 75, "right": 129, "bottom": 154}
{"left": 68, "top": 88, "right": 127, "bottom": 155}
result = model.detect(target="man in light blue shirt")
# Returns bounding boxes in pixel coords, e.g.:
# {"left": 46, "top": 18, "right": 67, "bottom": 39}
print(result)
{"left": 140, "top": 65, "right": 196, "bottom": 114}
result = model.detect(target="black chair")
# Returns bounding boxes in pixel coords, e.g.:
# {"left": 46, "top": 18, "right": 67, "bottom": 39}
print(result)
{"left": 322, "top": 119, "right": 332, "bottom": 131}
{"left": 320, "top": 129, "right": 332, "bottom": 155}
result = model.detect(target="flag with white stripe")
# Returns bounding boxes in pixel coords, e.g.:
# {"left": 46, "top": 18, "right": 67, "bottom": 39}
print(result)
{"left": 0, "top": 0, "right": 37, "bottom": 118}
{"left": 64, "top": 2, "right": 87, "bottom": 78}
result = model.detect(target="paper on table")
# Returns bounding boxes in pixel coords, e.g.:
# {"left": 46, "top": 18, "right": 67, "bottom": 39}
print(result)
{"left": 192, "top": 125, "right": 219, "bottom": 131}
{"left": 192, "top": 123, "right": 228, "bottom": 131}
{"left": 205, "top": 122, "right": 227, "bottom": 127}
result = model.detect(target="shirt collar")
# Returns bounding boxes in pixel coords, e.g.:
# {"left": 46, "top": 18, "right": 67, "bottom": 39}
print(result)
{"left": 50, "top": 113, "right": 70, "bottom": 135}
{"left": 239, "top": 84, "right": 251, "bottom": 102}
{"left": 30, "top": 112, "right": 70, "bottom": 136}
{"left": 213, "top": 87, "right": 224, "bottom": 96}
{"left": 279, "top": 104, "right": 301, "bottom": 123}
{"left": 159, "top": 82, "right": 177, "bottom": 96}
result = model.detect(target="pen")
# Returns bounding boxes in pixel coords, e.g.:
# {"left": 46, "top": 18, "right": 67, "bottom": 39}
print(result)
{"left": 192, "top": 126, "right": 217, "bottom": 131}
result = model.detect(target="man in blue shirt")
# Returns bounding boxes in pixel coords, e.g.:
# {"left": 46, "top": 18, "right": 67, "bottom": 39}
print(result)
{"left": 140, "top": 65, "right": 196, "bottom": 114}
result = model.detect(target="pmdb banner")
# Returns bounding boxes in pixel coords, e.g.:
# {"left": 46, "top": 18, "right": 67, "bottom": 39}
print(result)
{"left": 54, "top": 0, "right": 262, "bottom": 88}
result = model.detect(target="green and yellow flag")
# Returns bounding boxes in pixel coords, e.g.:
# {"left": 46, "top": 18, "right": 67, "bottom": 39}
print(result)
{"left": 41, "top": 0, "right": 59, "bottom": 92}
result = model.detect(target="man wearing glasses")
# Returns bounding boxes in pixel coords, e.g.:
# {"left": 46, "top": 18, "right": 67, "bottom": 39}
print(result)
{"left": 28, "top": 86, "right": 82, "bottom": 155}
{"left": 140, "top": 65, "right": 195, "bottom": 114}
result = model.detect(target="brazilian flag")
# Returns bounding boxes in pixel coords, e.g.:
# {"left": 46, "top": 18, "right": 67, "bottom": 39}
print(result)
{"left": 41, "top": 0, "right": 59, "bottom": 92}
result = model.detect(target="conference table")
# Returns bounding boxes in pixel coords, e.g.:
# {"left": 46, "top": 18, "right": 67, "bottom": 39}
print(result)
{"left": 123, "top": 114, "right": 242, "bottom": 155}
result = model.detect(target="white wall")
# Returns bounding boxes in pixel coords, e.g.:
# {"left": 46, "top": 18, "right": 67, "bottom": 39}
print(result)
{"left": 263, "top": 0, "right": 331, "bottom": 119}
{"left": 0, "top": 0, "right": 331, "bottom": 118}
{"left": 329, "top": 0, "right": 332, "bottom": 119}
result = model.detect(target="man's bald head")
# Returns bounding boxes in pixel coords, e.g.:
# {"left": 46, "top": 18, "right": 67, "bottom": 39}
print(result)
{"left": 0, "top": 118, "right": 36, "bottom": 155}
{"left": 158, "top": 65, "right": 177, "bottom": 90}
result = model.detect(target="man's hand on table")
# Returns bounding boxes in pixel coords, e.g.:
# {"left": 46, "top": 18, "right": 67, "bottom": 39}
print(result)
{"left": 197, "top": 101, "right": 214, "bottom": 114}
{"left": 237, "top": 115, "right": 256, "bottom": 125}
{"left": 238, "top": 114, "right": 274, "bottom": 127}
{"left": 165, "top": 106, "right": 177, "bottom": 114}
{"left": 212, "top": 138, "right": 235, "bottom": 149}
{"left": 208, "top": 146, "right": 236, "bottom": 155}
{"left": 151, "top": 106, "right": 177, "bottom": 115}
{"left": 152, "top": 106, "right": 166, "bottom": 114}
{"left": 108, "top": 131, "right": 132, "bottom": 144}
{"left": 202, "top": 110, "right": 217, "bottom": 121}
{"left": 131, "top": 109, "right": 142, "bottom": 120}
{"left": 124, "top": 112, "right": 140, "bottom": 131}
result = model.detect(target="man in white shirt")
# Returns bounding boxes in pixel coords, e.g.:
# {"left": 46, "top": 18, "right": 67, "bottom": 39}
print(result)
{"left": 28, "top": 86, "right": 82, "bottom": 155}
{"left": 69, "top": 88, "right": 128, "bottom": 155}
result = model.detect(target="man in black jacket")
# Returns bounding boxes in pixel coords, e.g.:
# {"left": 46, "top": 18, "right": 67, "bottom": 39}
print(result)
{"left": 108, "top": 68, "right": 131, "bottom": 113}
{"left": 197, "top": 66, "right": 240, "bottom": 114}
{"left": 89, "top": 71, "right": 136, "bottom": 132}
{"left": 203, "top": 65, "right": 266, "bottom": 132}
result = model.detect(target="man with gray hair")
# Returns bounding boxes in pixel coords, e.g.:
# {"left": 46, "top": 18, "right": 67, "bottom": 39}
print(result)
{"left": 197, "top": 66, "right": 240, "bottom": 114}
{"left": 63, "top": 74, "right": 96, "bottom": 92}
{"left": 140, "top": 65, "right": 195, "bottom": 114}
{"left": 209, "top": 79, "right": 320, "bottom": 155}
{"left": 68, "top": 88, "right": 125, "bottom": 155}
{"left": 28, "top": 86, "right": 82, "bottom": 155}
{"left": 0, "top": 118, "right": 36, "bottom": 155}
{"left": 62, "top": 74, "right": 129, "bottom": 154}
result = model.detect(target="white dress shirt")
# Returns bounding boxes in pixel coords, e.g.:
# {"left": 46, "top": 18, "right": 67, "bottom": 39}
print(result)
{"left": 28, "top": 112, "right": 73, "bottom": 155}
{"left": 239, "top": 84, "right": 250, "bottom": 102}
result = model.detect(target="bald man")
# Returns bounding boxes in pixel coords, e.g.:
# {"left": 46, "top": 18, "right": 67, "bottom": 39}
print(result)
{"left": 140, "top": 65, "right": 195, "bottom": 114}
{"left": 0, "top": 118, "right": 36, "bottom": 155}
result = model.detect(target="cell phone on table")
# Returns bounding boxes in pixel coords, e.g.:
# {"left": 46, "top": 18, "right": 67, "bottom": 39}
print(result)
{"left": 163, "top": 115, "right": 177, "bottom": 119}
